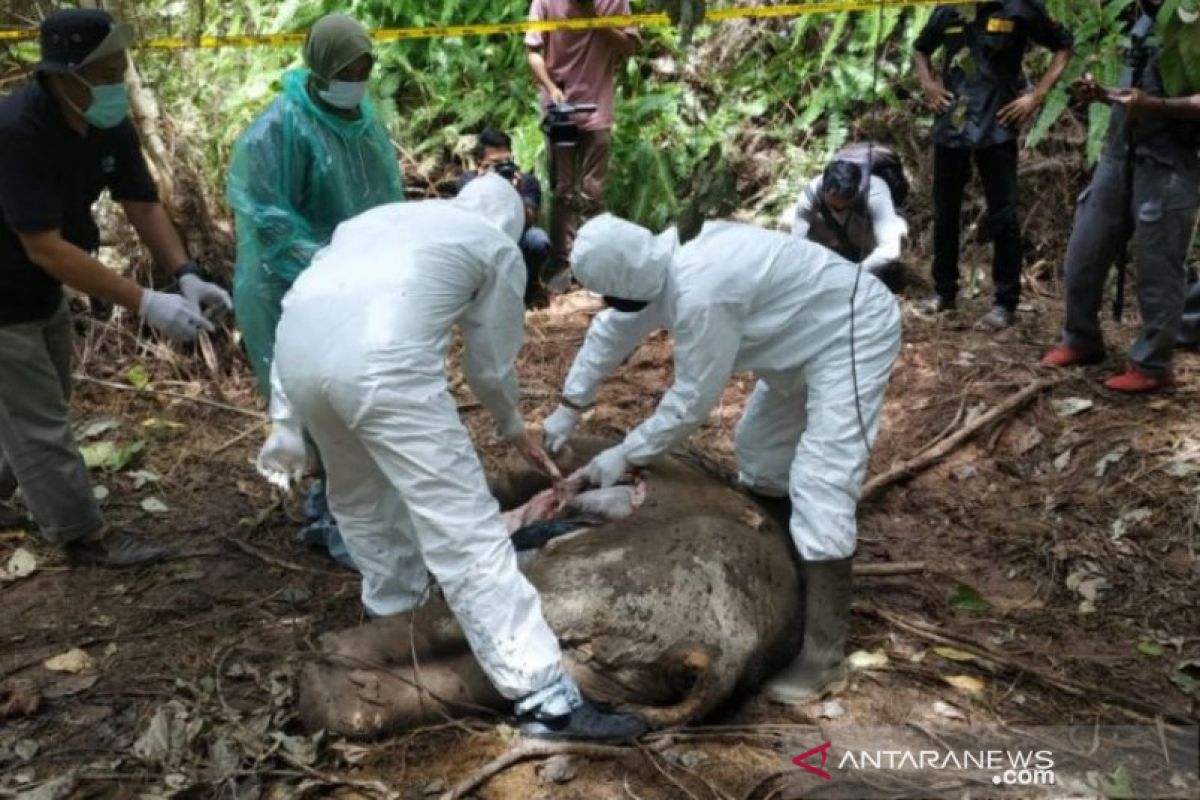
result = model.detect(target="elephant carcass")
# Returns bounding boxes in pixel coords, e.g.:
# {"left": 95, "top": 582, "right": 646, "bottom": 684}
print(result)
{"left": 299, "top": 438, "right": 802, "bottom": 738}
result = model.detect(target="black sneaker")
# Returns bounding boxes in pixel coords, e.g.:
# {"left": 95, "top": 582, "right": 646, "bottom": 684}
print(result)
{"left": 519, "top": 697, "right": 648, "bottom": 742}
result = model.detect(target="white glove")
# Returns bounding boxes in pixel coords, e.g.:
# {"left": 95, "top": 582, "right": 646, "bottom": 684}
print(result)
{"left": 179, "top": 273, "right": 233, "bottom": 319}
{"left": 586, "top": 446, "right": 630, "bottom": 489}
{"left": 138, "top": 290, "right": 214, "bottom": 342}
{"left": 542, "top": 404, "right": 581, "bottom": 454}
{"left": 256, "top": 423, "right": 309, "bottom": 491}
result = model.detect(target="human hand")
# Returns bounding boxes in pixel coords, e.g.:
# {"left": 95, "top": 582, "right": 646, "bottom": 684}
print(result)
{"left": 138, "top": 290, "right": 214, "bottom": 342}
{"left": 550, "top": 86, "right": 567, "bottom": 105}
{"left": 513, "top": 427, "right": 565, "bottom": 483}
{"left": 542, "top": 404, "right": 581, "bottom": 454}
{"left": 1107, "top": 87, "right": 1155, "bottom": 121}
{"left": 997, "top": 92, "right": 1042, "bottom": 128}
{"left": 921, "top": 79, "right": 954, "bottom": 113}
{"left": 585, "top": 446, "right": 629, "bottom": 488}
{"left": 256, "top": 423, "right": 309, "bottom": 491}
{"left": 179, "top": 273, "right": 233, "bottom": 320}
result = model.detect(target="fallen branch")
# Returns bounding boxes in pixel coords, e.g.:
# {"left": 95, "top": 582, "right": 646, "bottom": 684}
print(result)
{"left": 219, "top": 533, "right": 332, "bottom": 577}
{"left": 211, "top": 420, "right": 269, "bottom": 455}
{"left": 73, "top": 374, "right": 266, "bottom": 420}
{"left": 864, "top": 605, "right": 1193, "bottom": 724}
{"left": 442, "top": 739, "right": 664, "bottom": 800}
{"left": 854, "top": 561, "right": 926, "bottom": 577}
{"left": 862, "top": 377, "right": 1060, "bottom": 503}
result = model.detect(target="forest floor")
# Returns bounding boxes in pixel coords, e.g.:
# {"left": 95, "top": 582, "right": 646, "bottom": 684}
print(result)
{"left": 1, "top": 265, "right": 1198, "bottom": 800}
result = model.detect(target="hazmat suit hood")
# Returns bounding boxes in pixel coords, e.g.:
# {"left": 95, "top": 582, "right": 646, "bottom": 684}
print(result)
{"left": 452, "top": 174, "right": 525, "bottom": 244}
{"left": 572, "top": 214, "right": 678, "bottom": 302}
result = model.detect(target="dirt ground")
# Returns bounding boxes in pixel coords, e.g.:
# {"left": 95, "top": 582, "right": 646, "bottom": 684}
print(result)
{"left": 1, "top": 264, "right": 1199, "bottom": 799}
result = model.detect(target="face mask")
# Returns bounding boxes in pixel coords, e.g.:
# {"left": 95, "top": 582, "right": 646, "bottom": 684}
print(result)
{"left": 318, "top": 80, "right": 368, "bottom": 110}
{"left": 68, "top": 75, "right": 129, "bottom": 129}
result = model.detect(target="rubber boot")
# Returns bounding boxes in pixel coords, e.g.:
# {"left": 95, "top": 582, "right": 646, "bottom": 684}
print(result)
{"left": 764, "top": 556, "right": 853, "bottom": 704}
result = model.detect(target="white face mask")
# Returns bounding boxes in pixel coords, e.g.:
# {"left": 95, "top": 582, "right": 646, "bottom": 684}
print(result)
{"left": 318, "top": 80, "right": 368, "bottom": 110}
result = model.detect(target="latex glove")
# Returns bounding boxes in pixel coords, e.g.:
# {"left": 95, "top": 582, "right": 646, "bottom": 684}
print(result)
{"left": 586, "top": 446, "right": 630, "bottom": 489}
{"left": 256, "top": 423, "right": 309, "bottom": 492}
{"left": 542, "top": 404, "right": 581, "bottom": 455}
{"left": 179, "top": 273, "right": 233, "bottom": 319}
{"left": 138, "top": 289, "right": 214, "bottom": 342}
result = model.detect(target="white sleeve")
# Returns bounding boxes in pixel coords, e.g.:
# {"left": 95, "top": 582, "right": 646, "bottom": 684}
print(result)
{"left": 862, "top": 177, "right": 907, "bottom": 273}
{"left": 562, "top": 304, "right": 665, "bottom": 408}
{"left": 267, "top": 358, "right": 299, "bottom": 428}
{"left": 619, "top": 302, "right": 742, "bottom": 465}
{"left": 460, "top": 249, "right": 528, "bottom": 441}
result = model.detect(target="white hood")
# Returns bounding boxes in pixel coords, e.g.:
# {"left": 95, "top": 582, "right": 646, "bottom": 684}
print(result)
{"left": 452, "top": 174, "right": 525, "bottom": 244}
{"left": 571, "top": 214, "right": 678, "bottom": 302}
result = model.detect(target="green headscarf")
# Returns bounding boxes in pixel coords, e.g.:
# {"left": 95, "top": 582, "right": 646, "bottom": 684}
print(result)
{"left": 303, "top": 14, "right": 372, "bottom": 82}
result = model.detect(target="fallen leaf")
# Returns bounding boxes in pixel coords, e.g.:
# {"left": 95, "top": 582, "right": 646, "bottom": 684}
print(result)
{"left": 1170, "top": 661, "right": 1200, "bottom": 697}
{"left": 1099, "top": 767, "right": 1136, "bottom": 799}
{"left": 1053, "top": 449, "right": 1073, "bottom": 472}
{"left": 950, "top": 583, "right": 991, "bottom": 613}
{"left": 77, "top": 417, "right": 122, "bottom": 440}
{"left": 1, "top": 548, "right": 37, "bottom": 582}
{"left": 847, "top": 649, "right": 889, "bottom": 671}
{"left": 818, "top": 699, "right": 846, "bottom": 719}
{"left": 42, "top": 673, "right": 99, "bottom": 700}
{"left": 1013, "top": 425, "right": 1045, "bottom": 455}
{"left": 141, "top": 417, "right": 187, "bottom": 432}
{"left": 1093, "top": 445, "right": 1129, "bottom": 478}
{"left": 125, "top": 364, "right": 152, "bottom": 389}
{"left": 141, "top": 497, "right": 170, "bottom": 514}
{"left": 43, "top": 648, "right": 94, "bottom": 674}
{"left": 133, "top": 701, "right": 204, "bottom": 767}
{"left": 128, "top": 469, "right": 162, "bottom": 489}
{"left": 1052, "top": 397, "right": 1094, "bottom": 417}
{"left": 1111, "top": 508, "right": 1153, "bottom": 540}
{"left": 1137, "top": 641, "right": 1164, "bottom": 657}
{"left": 933, "top": 646, "right": 976, "bottom": 662}
{"left": 14, "top": 738, "right": 39, "bottom": 761}
{"left": 79, "top": 440, "right": 145, "bottom": 471}
{"left": 931, "top": 700, "right": 966, "bottom": 720}
{"left": 944, "top": 674, "right": 985, "bottom": 694}
{"left": 92, "top": 485, "right": 109, "bottom": 501}
{"left": 1164, "top": 461, "right": 1200, "bottom": 478}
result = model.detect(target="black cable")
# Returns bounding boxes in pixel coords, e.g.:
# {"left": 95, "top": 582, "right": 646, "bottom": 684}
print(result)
{"left": 849, "top": 0, "right": 889, "bottom": 450}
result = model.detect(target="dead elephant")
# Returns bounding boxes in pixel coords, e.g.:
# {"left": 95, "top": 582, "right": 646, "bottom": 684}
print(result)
{"left": 298, "top": 438, "right": 802, "bottom": 738}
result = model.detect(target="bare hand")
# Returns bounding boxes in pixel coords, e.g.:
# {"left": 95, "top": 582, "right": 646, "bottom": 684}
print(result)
{"left": 922, "top": 79, "right": 954, "bottom": 113}
{"left": 1107, "top": 87, "right": 1154, "bottom": 121}
{"left": 550, "top": 86, "right": 567, "bottom": 105}
{"left": 997, "top": 92, "right": 1042, "bottom": 128}
{"left": 513, "top": 427, "right": 564, "bottom": 483}
{"left": 1070, "top": 73, "right": 1108, "bottom": 106}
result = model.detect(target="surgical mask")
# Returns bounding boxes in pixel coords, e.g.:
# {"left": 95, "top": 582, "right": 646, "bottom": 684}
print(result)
{"left": 319, "top": 80, "right": 368, "bottom": 109}
{"left": 68, "top": 75, "right": 129, "bottom": 129}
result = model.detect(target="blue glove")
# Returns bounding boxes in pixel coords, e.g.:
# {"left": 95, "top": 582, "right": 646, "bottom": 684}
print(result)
{"left": 586, "top": 446, "right": 630, "bottom": 488}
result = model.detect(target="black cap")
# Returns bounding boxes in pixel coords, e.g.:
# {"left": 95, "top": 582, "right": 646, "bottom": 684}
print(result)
{"left": 36, "top": 9, "right": 134, "bottom": 75}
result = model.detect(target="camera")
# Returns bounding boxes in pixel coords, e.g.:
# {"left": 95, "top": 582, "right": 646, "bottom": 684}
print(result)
{"left": 541, "top": 102, "right": 599, "bottom": 146}
{"left": 493, "top": 159, "right": 519, "bottom": 181}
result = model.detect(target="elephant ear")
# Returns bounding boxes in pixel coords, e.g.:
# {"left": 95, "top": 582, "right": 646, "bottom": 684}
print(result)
{"left": 1157, "top": 0, "right": 1200, "bottom": 96}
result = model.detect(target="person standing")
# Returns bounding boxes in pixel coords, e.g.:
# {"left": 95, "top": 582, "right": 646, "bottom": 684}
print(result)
{"left": 0, "top": 10, "right": 230, "bottom": 566}
{"left": 543, "top": 214, "right": 902, "bottom": 703}
{"left": 526, "top": 0, "right": 637, "bottom": 272}
{"left": 256, "top": 177, "right": 647, "bottom": 741}
{"left": 1041, "top": 0, "right": 1200, "bottom": 392}
{"left": 913, "top": 1, "right": 1073, "bottom": 329}
{"left": 227, "top": 13, "right": 405, "bottom": 561}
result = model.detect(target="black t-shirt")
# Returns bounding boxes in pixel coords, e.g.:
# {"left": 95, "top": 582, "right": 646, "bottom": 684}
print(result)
{"left": 0, "top": 81, "right": 158, "bottom": 326}
{"left": 915, "top": 1, "right": 1073, "bottom": 149}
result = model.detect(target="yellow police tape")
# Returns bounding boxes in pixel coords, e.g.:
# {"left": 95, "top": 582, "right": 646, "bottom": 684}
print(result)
{"left": 0, "top": 0, "right": 965, "bottom": 49}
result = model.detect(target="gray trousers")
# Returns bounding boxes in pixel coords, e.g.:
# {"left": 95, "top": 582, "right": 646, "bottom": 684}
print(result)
{"left": 1061, "top": 156, "right": 1200, "bottom": 376}
{"left": 0, "top": 301, "right": 103, "bottom": 543}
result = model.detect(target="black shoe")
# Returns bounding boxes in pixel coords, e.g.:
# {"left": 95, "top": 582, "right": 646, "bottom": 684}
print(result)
{"left": 915, "top": 293, "right": 955, "bottom": 314}
{"left": 519, "top": 697, "right": 648, "bottom": 742}
{"left": 64, "top": 530, "right": 171, "bottom": 568}
{"left": 975, "top": 305, "right": 1015, "bottom": 331}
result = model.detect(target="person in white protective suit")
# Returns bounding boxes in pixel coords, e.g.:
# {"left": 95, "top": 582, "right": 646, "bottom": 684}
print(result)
{"left": 255, "top": 176, "right": 646, "bottom": 741}
{"left": 542, "top": 214, "right": 902, "bottom": 703}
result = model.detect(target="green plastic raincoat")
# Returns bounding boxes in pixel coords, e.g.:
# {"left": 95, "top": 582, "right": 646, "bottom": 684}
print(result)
{"left": 228, "top": 68, "right": 405, "bottom": 395}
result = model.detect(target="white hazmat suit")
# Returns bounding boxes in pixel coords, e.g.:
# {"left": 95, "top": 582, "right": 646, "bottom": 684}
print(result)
{"left": 266, "top": 176, "right": 576, "bottom": 710}
{"left": 563, "top": 215, "right": 902, "bottom": 562}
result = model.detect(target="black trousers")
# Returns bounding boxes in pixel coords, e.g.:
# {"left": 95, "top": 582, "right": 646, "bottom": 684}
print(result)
{"left": 932, "top": 141, "right": 1022, "bottom": 310}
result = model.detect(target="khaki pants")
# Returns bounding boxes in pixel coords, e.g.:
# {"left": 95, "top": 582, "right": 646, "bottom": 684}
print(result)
{"left": 548, "top": 129, "right": 611, "bottom": 266}
{"left": 0, "top": 301, "right": 102, "bottom": 544}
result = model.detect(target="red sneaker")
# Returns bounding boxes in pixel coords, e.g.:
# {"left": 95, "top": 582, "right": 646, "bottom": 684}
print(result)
{"left": 1041, "top": 344, "right": 1104, "bottom": 368}
{"left": 1103, "top": 364, "right": 1175, "bottom": 393}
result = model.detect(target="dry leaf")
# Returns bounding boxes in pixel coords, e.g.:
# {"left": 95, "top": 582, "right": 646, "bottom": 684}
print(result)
{"left": 932, "top": 646, "right": 976, "bottom": 662}
{"left": 931, "top": 700, "right": 966, "bottom": 720}
{"left": 847, "top": 649, "right": 889, "bottom": 671}
{"left": 43, "top": 648, "right": 94, "bottom": 674}
{"left": 944, "top": 674, "right": 985, "bottom": 694}
{"left": 1052, "top": 397, "right": 1094, "bottom": 417}
{"left": 1, "top": 548, "right": 37, "bottom": 582}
